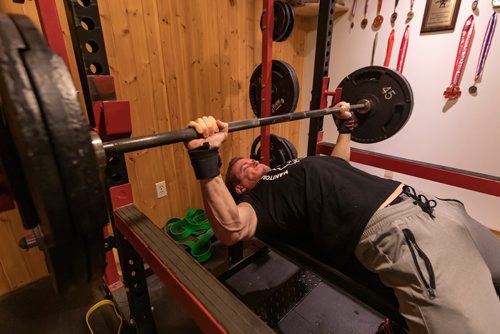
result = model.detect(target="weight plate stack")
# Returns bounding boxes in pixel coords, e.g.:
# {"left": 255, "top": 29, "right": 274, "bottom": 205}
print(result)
{"left": 249, "top": 60, "right": 300, "bottom": 118}
{"left": 260, "top": 1, "right": 295, "bottom": 42}
{"left": 250, "top": 134, "right": 297, "bottom": 168}
{"left": 279, "top": 1, "right": 295, "bottom": 42}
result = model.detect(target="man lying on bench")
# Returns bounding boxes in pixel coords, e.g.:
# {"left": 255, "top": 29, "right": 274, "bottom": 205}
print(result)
{"left": 184, "top": 102, "right": 500, "bottom": 333}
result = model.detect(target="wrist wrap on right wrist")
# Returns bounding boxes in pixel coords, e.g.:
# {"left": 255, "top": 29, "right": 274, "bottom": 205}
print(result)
{"left": 333, "top": 114, "right": 357, "bottom": 134}
{"left": 188, "top": 143, "right": 221, "bottom": 180}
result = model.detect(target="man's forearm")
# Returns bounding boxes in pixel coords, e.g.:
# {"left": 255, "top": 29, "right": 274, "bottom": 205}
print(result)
{"left": 331, "top": 133, "right": 351, "bottom": 161}
{"left": 199, "top": 176, "right": 253, "bottom": 245}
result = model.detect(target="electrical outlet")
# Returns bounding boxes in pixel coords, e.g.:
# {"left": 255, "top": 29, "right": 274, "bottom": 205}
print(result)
{"left": 155, "top": 181, "right": 167, "bottom": 198}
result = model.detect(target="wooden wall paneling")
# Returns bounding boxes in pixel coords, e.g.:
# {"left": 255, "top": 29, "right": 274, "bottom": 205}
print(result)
{"left": 98, "top": 0, "right": 165, "bottom": 225}
{"left": 0, "top": 0, "right": 40, "bottom": 26}
{"left": 152, "top": 3, "right": 197, "bottom": 221}
{"left": 124, "top": 0, "right": 175, "bottom": 225}
{"left": 98, "top": 0, "right": 119, "bottom": 79}
{"left": 154, "top": 0, "right": 203, "bottom": 217}
{"left": 181, "top": 0, "right": 222, "bottom": 209}
{"left": 216, "top": 0, "right": 256, "bottom": 168}
{"left": 139, "top": 0, "right": 184, "bottom": 224}
{"left": 0, "top": 261, "right": 11, "bottom": 296}
{"left": 6, "top": 209, "right": 47, "bottom": 280}
{"left": 215, "top": 0, "right": 236, "bottom": 164}
{"left": 0, "top": 209, "right": 47, "bottom": 293}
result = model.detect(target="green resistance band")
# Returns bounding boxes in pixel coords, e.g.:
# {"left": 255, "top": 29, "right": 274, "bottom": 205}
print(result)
{"left": 163, "top": 209, "right": 214, "bottom": 263}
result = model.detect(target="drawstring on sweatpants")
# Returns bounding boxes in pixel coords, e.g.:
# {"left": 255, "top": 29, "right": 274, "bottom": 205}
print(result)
{"left": 403, "top": 186, "right": 437, "bottom": 219}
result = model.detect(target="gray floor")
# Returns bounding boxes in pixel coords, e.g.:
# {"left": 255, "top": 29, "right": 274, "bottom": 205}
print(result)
{"left": 224, "top": 250, "right": 385, "bottom": 333}
{"left": 0, "top": 243, "right": 390, "bottom": 334}
{"left": 0, "top": 275, "right": 201, "bottom": 334}
{"left": 113, "top": 273, "right": 202, "bottom": 334}
{"left": 0, "top": 277, "right": 123, "bottom": 334}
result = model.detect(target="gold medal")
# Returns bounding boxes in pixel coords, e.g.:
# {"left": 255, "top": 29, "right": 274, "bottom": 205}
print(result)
{"left": 390, "top": 0, "right": 399, "bottom": 27}
{"left": 406, "top": 0, "right": 415, "bottom": 23}
{"left": 372, "top": 0, "right": 384, "bottom": 28}
{"left": 373, "top": 14, "right": 384, "bottom": 28}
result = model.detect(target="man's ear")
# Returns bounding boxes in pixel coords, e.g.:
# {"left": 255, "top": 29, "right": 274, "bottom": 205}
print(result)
{"left": 235, "top": 184, "right": 247, "bottom": 195}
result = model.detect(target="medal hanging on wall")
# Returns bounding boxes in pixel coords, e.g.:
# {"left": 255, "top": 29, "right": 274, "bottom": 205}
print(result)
{"left": 396, "top": 25, "right": 410, "bottom": 73}
{"left": 469, "top": 12, "right": 497, "bottom": 94}
{"left": 351, "top": 0, "right": 358, "bottom": 29}
{"left": 372, "top": 0, "right": 384, "bottom": 28}
{"left": 406, "top": 0, "right": 415, "bottom": 23}
{"left": 361, "top": 0, "right": 369, "bottom": 29}
{"left": 391, "top": 0, "right": 399, "bottom": 27}
{"left": 384, "top": 29, "right": 395, "bottom": 67}
{"left": 444, "top": 15, "right": 475, "bottom": 100}
{"left": 472, "top": 0, "right": 479, "bottom": 11}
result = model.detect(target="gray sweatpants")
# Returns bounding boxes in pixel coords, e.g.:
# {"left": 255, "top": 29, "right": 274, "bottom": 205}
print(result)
{"left": 355, "top": 189, "right": 500, "bottom": 333}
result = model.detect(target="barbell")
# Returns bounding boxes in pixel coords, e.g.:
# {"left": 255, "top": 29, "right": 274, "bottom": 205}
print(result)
{"left": 0, "top": 14, "right": 413, "bottom": 293}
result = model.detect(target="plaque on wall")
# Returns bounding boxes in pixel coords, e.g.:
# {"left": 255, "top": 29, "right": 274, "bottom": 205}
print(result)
{"left": 420, "top": 0, "right": 462, "bottom": 33}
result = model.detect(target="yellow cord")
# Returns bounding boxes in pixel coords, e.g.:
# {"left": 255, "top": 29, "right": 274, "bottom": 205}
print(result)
{"left": 85, "top": 299, "right": 124, "bottom": 334}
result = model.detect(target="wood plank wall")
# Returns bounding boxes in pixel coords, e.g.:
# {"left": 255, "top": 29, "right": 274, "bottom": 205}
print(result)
{"left": 0, "top": 0, "right": 309, "bottom": 294}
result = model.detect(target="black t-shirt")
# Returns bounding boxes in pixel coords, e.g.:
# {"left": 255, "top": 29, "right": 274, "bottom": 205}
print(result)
{"left": 240, "top": 156, "right": 401, "bottom": 265}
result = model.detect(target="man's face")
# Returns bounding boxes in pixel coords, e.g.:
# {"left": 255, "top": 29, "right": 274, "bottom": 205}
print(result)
{"left": 231, "top": 158, "right": 270, "bottom": 194}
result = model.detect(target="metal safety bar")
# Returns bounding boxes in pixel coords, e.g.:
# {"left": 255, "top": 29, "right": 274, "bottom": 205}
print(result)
{"left": 317, "top": 142, "right": 500, "bottom": 197}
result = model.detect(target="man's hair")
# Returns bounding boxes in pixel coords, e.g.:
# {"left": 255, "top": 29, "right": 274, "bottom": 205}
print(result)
{"left": 225, "top": 156, "right": 243, "bottom": 201}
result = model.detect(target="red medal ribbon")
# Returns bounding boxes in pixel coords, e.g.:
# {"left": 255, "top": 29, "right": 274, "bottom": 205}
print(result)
{"left": 384, "top": 29, "right": 395, "bottom": 67}
{"left": 396, "top": 25, "right": 409, "bottom": 73}
{"left": 377, "top": 0, "right": 382, "bottom": 15}
{"left": 444, "top": 15, "right": 475, "bottom": 100}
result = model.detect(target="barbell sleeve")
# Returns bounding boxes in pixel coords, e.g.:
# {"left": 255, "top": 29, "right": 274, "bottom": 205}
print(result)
{"left": 102, "top": 103, "right": 367, "bottom": 155}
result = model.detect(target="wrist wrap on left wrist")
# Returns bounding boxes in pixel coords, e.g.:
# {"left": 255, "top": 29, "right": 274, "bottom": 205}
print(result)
{"left": 188, "top": 143, "right": 221, "bottom": 180}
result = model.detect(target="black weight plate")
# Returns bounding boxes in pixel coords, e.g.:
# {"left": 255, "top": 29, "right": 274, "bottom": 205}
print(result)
{"left": 337, "top": 66, "right": 413, "bottom": 143}
{"left": 0, "top": 116, "right": 39, "bottom": 229}
{"left": 260, "top": 1, "right": 289, "bottom": 41}
{"left": 278, "top": 1, "right": 295, "bottom": 42}
{"left": 249, "top": 60, "right": 300, "bottom": 118}
{"left": 0, "top": 18, "right": 39, "bottom": 229}
{"left": 15, "top": 14, "right": 108, "bottom": 287}
{"left": 0, "top": 14, "right": 107, "bottom": 293}
{"left": 280, "top": 136, "right": 298, "bottom": 162}
{"left": 0, "top": 14, "right": 79, "bottom": 292}
{"left": 250, "top": 134, "right": 295, "bottom": 168}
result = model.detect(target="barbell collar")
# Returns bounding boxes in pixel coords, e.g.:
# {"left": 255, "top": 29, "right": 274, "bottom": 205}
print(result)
{"left": 356, "top": 99, "right": 372, "bottom": 114}
{"left": 102, "top": 103, "right": 368, "bottom": 155}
